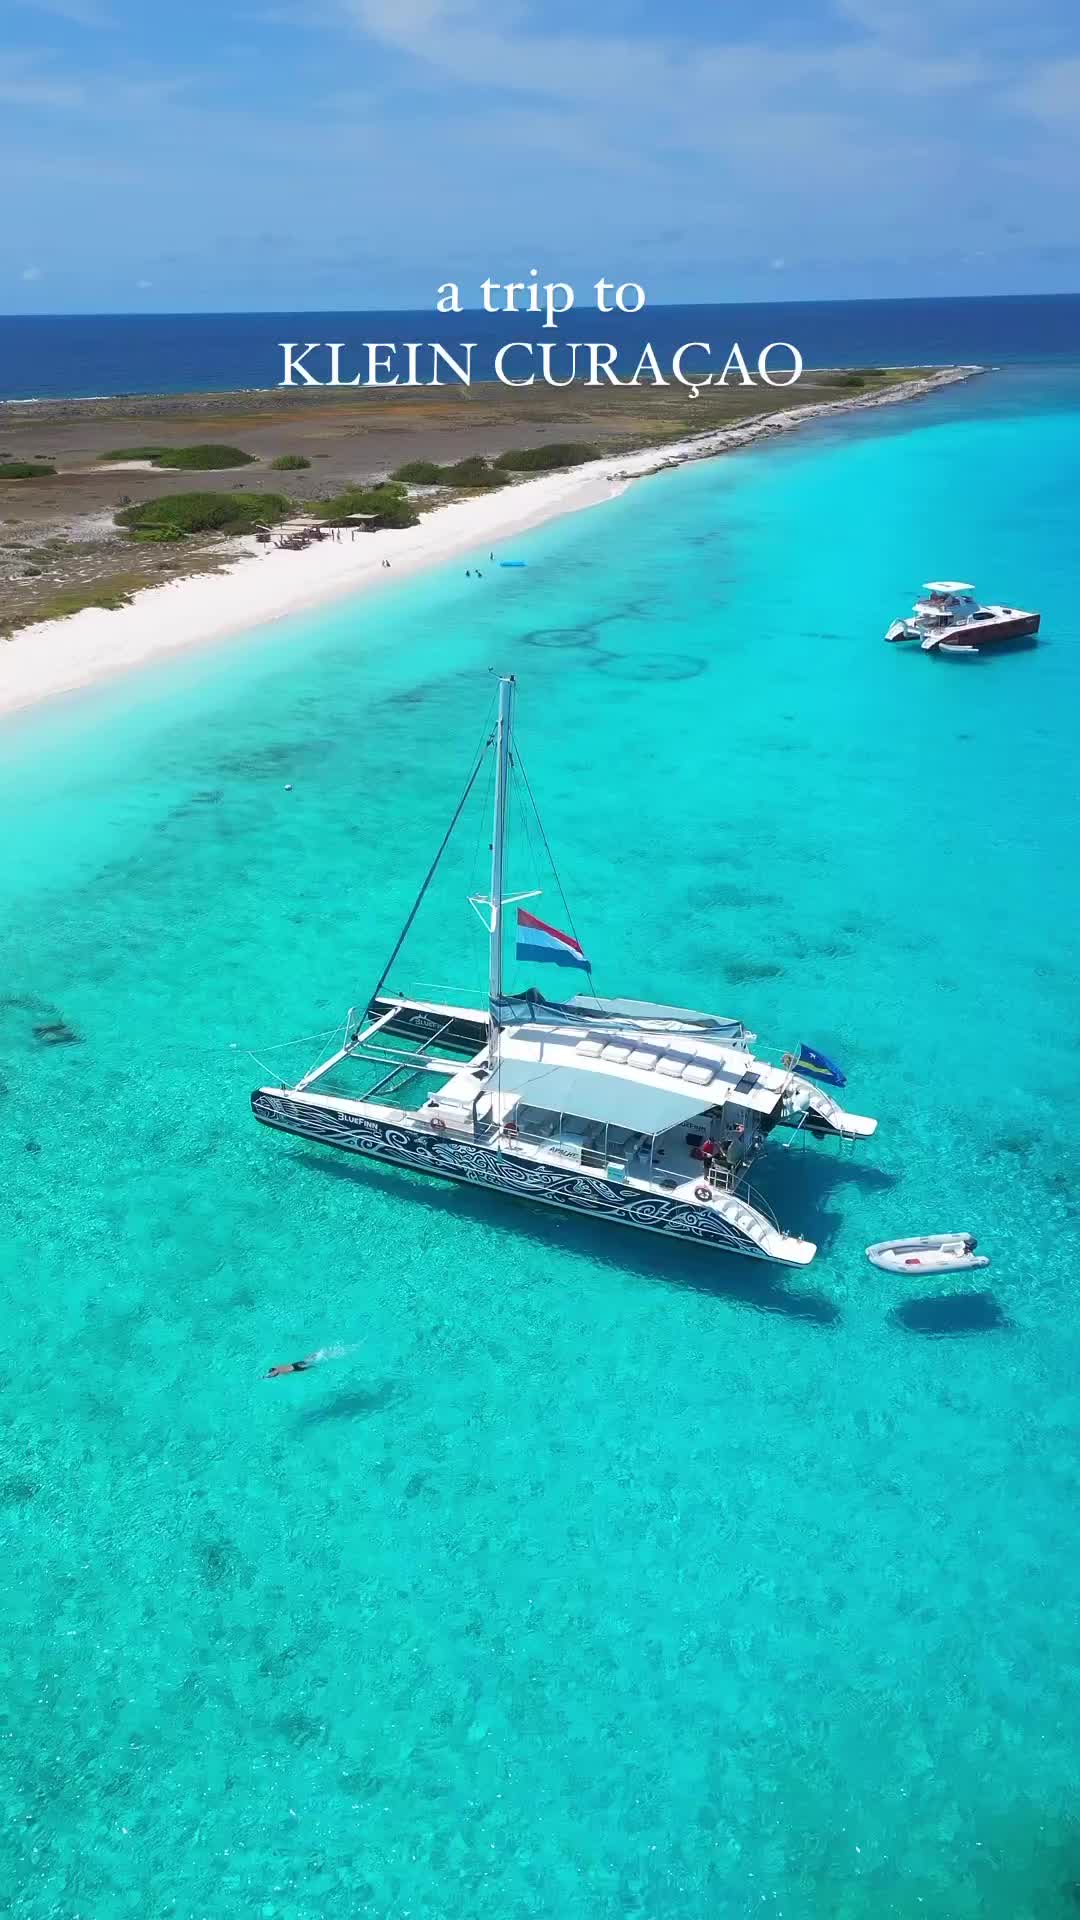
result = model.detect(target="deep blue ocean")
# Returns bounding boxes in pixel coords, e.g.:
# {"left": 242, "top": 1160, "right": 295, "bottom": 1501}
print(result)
{"left": 2, "top": 351, "right": 1080, "bottom": 1917}
{"left": 0, "top": 293, "right": 1078, "bottom": 399}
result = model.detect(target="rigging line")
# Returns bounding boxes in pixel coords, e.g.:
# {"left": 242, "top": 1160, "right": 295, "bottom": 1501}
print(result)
{"left": 513, "top": 740, "right": 599, "bottom": 996}
{"left": 512, "top": 753, "right": 539, "bottom": 885}
{"left": 410, "top": 978, "right": 486, "bottom": 1001}
{"left": 151, "top": 1023, "right": 345, "bottom": 1059}
{"left": 467, "top": 739, "right": 497, "bottom": 971}
{"left": 298, "top": 1004, "right": 352, "bottom": 1092}
{"left": 245, "top": 1048, "right": 290, "bottom": 1084}
{"left": 366, "top": 723, "right": 493, "bottom": 1010}
{"left": 468, "top": 690, "right": 498, "bottom": 868}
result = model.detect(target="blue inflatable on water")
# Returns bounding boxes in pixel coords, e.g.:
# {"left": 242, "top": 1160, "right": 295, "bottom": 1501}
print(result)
{"left": 499, "top": 560, "right": 527, "bottom": 568}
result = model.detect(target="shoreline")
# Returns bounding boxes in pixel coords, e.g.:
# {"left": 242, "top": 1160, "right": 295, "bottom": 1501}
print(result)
{"left": 0, "top": 366, "right": 978, "bottom": 719}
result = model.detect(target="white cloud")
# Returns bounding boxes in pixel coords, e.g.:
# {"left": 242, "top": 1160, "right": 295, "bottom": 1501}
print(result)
{"left": 136, "top": 277, "right": 152, "bottom": 287}
{"left": 15, "top": 0, "right": 115, "bottom": 26}
{"left": 21, "top": 265, "right": 44, "bottom": 280}
{"left": 3, "top": 0, "right": 1077, "bottom": 306}
{"left": 1012, "top": 57, "right": 1080, "bottom": 127}
{"left": 0, "top": 54, "right": 84, "bottom": 108}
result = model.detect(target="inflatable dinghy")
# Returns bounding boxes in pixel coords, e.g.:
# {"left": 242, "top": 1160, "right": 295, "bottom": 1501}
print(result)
{"left": 866, "top": 1233, "right": 990, "bottom": 1276}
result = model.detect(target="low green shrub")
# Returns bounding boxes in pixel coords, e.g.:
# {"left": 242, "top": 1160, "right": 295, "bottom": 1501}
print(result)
{"left": 392, "top": 460, "right": 444, "bottom": 483}
{"left": 316, "top": 481, "right": 417, "bottom": 528}
{"left": 443, "top": 457, "right": 506, "bottom": 489}
{"left": 493, "top": 442, "right": 598, "bottom": 471}
{"left": 153, "top": 444, "right": 255, "bottom": 470}
{"left": 115, "top": 491, "right": 291, "bottom": 536}
{"left": 392, "top": 456, "right": 507, "bottom": 489}
{"left": 270, "top": 453, "right": 311, "bottom": 471}
{"left": 100, "top": 446, "right": 168, "bottom": 462}
{"left": 0, "top": 461, "right": 55, "bottom": 479}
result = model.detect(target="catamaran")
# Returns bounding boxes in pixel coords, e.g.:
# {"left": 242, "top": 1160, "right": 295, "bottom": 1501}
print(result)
{"left": 885, "top": 582, "right": 1040, "bottom": 654}
{"left": 251, "top": 677, "right": 877, "bottom": 1268}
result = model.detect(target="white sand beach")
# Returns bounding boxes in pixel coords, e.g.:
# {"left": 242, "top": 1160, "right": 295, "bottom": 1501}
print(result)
{"left": 0, "top": 367, "right": 976, "bottom": 719}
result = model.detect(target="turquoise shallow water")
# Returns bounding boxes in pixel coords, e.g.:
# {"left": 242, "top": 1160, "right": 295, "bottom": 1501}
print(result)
{"left": 3, "top": 368, "right": 1080, "bottom": 1918}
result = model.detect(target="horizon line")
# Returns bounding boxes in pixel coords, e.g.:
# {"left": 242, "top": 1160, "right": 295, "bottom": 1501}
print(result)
{"left": 3, "top": 289, "right": 1080, "bottom": 322}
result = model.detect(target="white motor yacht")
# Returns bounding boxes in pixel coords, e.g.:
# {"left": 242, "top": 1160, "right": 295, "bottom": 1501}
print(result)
{"left": 885, "top": 582, "right": 1039, "bottom": 654}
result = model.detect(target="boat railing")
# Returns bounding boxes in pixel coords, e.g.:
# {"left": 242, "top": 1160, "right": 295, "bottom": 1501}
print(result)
{"left": 391, "top": 980, "right": 489, "bottom": 1009}
{"left": 427, "top": 1114, "right": 782, "bottom": 1223}
{"left": 744, "top": 1182, "right": 781, "bottom": 1230}
{"left": 475, "top": 1121, "right": 755, "bottom": 1193}
{"left": 482, "top": 1122, "right": 628, "bottom": 1172}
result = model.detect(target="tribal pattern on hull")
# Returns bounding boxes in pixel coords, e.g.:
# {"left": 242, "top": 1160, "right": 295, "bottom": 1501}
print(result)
{"left": 251, "top": 1091, "right": 774, "bottom": 1261}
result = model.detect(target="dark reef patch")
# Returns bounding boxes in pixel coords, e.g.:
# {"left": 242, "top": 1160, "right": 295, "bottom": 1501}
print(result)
{"left": 725, "top": 957, "right": 785, "bottom": 982}
{"left": 272, "top": 1709, "right": 325, "bottom": 1750}
{"left": 0, "top": 1475, "right": 41, "bottom": 1507}
{"left": 589, "top": 651, "right": 708, "bottom": 682}
{"left": 0, "top": 993, "right": 54, "bottom": 1016}
{"left": 33, "top": 1021, "right": 81, "bottom": 1046}
{"left": 695, "top": 882, "right": 781, "bottom": 911}
{"left": 520, "top": 625, "right": 598, "bottom": 651}
{"left": 197, "top": 1537, "right": 240, "bottom": 1591}
{"left": 216, "top": 740, "right": 316, "bottom": 778}
{"left": 995, "top": 1131, "right": 1036, "bottom": 1158}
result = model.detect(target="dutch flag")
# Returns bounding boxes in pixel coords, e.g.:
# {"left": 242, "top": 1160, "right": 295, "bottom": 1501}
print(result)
{"left": 516, "top": 907, "right": 590, "bottom": 971}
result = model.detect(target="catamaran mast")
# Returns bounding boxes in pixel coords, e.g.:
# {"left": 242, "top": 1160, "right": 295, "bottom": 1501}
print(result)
{"left": 487, "top": 674, "right": 514, "bottom": 1068}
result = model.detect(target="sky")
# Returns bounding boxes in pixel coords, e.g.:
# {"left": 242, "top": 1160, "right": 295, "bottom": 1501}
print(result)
{"left": 2, "top": 0, "right": 1079, "bottom": 313}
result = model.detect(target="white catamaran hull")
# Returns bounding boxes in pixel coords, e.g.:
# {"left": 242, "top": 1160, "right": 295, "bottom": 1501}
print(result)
{"left": 251, "top": 1091, "right": 816, "bottom": 1266}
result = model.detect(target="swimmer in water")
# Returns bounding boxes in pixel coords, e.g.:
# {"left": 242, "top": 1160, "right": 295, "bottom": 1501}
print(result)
{"left": 264, "top": 1344, "right": 352, "bottom": 1379}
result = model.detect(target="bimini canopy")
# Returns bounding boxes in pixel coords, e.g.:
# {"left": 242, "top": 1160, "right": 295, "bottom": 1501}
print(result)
{"left": 488, "top": 1050, "right": 711, "bottom": 1135}
{"left": 493, "top": 987, "right": 748, "bottom": 1043}
{"left": 568, "top": 993, "right": 747, "bottom": 1037}
{"left": 923, "top": 581, "right": 974, "bottom": 595}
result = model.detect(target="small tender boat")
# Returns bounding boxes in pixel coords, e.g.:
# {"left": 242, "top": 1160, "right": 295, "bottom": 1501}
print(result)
{"left": 885, "top": 582, "right": 1040, "bottom": 653}
{"left": 866, "top": 1233, "right": 990, "bottom": 1276}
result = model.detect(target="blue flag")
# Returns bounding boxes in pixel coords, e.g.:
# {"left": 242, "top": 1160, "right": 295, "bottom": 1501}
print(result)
{"left": 794, "top": 1043, "right": 846, "bottom": 1088}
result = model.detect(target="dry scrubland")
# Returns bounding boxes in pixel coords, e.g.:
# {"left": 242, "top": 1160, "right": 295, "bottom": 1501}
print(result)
{"left": 0, "top": 370, "right": 930, "bottom": 634}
